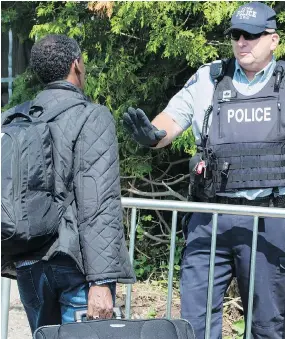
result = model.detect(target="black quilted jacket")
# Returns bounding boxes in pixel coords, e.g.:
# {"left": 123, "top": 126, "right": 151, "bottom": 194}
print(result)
{"left": 2, "top": 81, "right": 136, "bottom": 284}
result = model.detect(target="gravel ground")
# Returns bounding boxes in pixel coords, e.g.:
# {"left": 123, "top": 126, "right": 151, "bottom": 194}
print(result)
{"left": 6, "top": 280, "right": 31, "bottom": 339}
{"left": 4, "top": 280, "right": 241, "bottom": 338}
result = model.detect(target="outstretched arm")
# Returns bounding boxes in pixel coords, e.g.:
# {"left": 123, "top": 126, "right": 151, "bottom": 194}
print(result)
{"left": 151, "top": 111, "right": 184, "bottom": 148}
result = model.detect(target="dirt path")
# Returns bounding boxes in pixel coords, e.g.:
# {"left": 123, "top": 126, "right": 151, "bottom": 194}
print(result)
{"left": 5, "top": 280, "right": 240, "bottom": 338}
{"left": 7, "top": 280, "right": 31, "bottom": 339}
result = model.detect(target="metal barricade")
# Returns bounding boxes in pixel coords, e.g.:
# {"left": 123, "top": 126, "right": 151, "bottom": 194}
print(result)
{"left": 1, "top": 198, "right": 285, "bottom": 339}
{"left": 1, "top": 28, "right": 13, "bottom": 339}
{"left": 1, "top": 29, "right": 13, "bottom": 103}
{"left": 121, "top": 198, "right": 285, "bottom": 339}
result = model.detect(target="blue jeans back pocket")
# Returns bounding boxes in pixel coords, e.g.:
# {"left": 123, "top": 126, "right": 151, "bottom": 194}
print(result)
{"left": 16, "top": 266, "right": 41, "bottom": 308}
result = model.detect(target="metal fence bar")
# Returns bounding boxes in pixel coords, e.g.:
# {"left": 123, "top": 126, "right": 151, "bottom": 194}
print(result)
{"left": 1, "top": 78, "right": 14, "bottom": 83}
{"left": 245, "top": 215, "right": 259, "bottom": 339}
{"left": 125, "top": 207, "right": 137, "bottom": 319}
{"left": 121, "top": 198, "right": 285, "bottom": 219}
{"left": 1, "top": 28, "right": 13, "bottom": 339}
{"left": 1, "top": 278, "right": 11, "bottom": 339}
{"left": 8, "top": 29, "right": 13, "bottom": 102}
{"left": 205, "top": 213, "right": 218, "bottom": 339}
{"left": 166, "top": 210, "right": 178, "bottom": 319}
{"left": 2, "top": 198, "right": 284, "bottom": 339}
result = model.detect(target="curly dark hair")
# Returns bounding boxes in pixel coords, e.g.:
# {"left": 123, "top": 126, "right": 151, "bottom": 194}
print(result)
{"left": 30, "top": 34, "right": 81, "bottom": 84}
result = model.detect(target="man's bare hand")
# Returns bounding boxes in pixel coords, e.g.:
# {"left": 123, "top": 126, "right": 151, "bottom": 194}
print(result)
{"left": 87, "top": 285, "right": 113, "bottom": 320}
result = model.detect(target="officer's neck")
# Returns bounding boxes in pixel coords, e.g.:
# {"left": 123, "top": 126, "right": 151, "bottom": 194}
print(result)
{"left": 244, "top": 70, "right": 258, "bottom": 81}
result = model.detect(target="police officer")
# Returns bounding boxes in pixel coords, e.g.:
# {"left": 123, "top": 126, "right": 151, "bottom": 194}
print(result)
{"left": 123, "top": 2, "right": 285, "bottom": 339}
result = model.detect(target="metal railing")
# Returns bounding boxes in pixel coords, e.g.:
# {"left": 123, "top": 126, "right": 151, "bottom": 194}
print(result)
{"left": 1, "top": 29, "right": 14, "bottom": 103}
{"left": 122, "top": 198, "right": 285, "bottom": 339}
{"left": 1, "top": 28, "right": 14, "bottom": 339}
{"left": 1, "top": 199, "right": 285, "bottom": 339}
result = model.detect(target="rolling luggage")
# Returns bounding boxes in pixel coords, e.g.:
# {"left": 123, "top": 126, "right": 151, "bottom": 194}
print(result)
{"left": 33, "top": 307, "right": 195, "bottom": 339}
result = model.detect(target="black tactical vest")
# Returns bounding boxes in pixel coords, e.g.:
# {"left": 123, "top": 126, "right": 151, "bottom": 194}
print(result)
{"left": 207, "top": 59, "right": 285, "bottom": 192}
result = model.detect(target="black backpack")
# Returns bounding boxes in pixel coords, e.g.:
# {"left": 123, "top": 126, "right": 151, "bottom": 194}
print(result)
{"left": 1, "top": 99, "right": 86, "bottom": 256}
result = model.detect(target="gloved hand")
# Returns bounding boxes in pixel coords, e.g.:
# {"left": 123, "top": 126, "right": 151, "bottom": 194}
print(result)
{"left": 122, "top": 107, "right": 167, "bottom": 147}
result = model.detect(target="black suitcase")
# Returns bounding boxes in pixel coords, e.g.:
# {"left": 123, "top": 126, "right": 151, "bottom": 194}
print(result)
{"left": 33, "top": 307, "right": 195, "bottom": 339}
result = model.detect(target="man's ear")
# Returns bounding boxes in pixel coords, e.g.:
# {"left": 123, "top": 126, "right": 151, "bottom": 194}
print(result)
{"left": 74, "top": 59, "right": 81, "bottom": 74}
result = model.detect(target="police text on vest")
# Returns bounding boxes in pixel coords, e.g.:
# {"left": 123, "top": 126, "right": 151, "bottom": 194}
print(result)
{"left": 227, "top": 108, "right": 271, "bottom": 123}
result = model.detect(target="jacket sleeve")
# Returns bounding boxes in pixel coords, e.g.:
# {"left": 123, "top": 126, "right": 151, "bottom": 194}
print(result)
{"left": 74, "top": 104, "right": 132, "bottom": 282}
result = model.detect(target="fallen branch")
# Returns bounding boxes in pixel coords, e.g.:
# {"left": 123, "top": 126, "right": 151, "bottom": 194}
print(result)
{"left": 156, "top": 158, "right": 191, "bottom": 180}
{"left": 162, "top": 181, "right": 187, "bottom": 201}
{"left": 143, "top": 231, "right": 169, "bottom": 244}
{"left": 223, "top": 297, "right": 243, "bottom": 312}
{"left": 135, "top": 246, "right": 151, "bottom": 259}
{"left": 140, "top": 174, "right": 190, "bottom": 187}
{"left": 125, "top": 182, "right": 186, "bottom": 201}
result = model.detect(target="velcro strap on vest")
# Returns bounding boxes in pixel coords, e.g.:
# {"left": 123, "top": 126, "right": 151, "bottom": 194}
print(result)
{"left": 217, "top": 159, "right": 285, "bottom": 170}
{"left": 213, "top": 172, "right": 285, "bottom": 183}
{"left": 221, "top": 146, "right": 285, "bottom": 157}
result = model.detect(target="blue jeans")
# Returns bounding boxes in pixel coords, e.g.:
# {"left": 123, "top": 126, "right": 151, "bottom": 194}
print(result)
{"left": 16, "top": 254, "right": 116, "bottom": 334}
{"left": 180, "top": 213, "right": 285, "bottom": 339}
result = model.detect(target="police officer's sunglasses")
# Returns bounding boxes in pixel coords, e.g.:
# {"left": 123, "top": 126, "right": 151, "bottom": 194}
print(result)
{"left": 230, "top": 30, "right": 274, "bottom": 41}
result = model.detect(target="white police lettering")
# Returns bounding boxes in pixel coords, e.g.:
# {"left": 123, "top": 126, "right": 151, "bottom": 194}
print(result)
{"left": 236, "top": 7, "right": 257, "bottom": 20}
{"left": 227, "top": 107, "right": 272, "bottom": 123}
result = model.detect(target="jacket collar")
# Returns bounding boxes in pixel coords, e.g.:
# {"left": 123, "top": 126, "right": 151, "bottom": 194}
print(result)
{"left": 44, "top": 80, "right": 89, "bottom": 100}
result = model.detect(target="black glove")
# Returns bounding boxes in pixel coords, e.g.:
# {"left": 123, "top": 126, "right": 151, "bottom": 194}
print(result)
{"left": 122, "top": 107, "right": 167, "bottom": 147}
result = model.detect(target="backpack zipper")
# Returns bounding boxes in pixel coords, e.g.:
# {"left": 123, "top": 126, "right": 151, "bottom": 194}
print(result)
{"left": 2, "top": 131, "right": 20, "bottom": 201}
{"left": 6, "top": 131, "right": 21, "bottom": 209}
{"left": 34, "top": 125, "right": 48, "bottom": 190}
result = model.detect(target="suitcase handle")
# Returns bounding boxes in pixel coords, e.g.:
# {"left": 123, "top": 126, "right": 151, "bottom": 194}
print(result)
{"left": 74, "top": 306, "right": 123, "bottom": 322}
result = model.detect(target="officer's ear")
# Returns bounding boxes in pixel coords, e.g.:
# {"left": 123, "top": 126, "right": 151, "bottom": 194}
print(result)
{"left": 270, "top": 32, "right": 280, "bottom": 51}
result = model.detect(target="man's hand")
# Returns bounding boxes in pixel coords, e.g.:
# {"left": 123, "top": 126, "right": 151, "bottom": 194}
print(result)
{"left": 87, "top": 285, "right": 113, "bottom": 320}
{"left": 123, "top": 107, "right": 167, "bottom": 147}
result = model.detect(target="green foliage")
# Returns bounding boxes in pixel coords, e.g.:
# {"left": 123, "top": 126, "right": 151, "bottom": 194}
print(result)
{"left": 146, "top": 307, "right": 157, "bottom": 319}
{"left": 1, "top": 2, "right": 38, "bottom": 41}
{"left": 3, "top": 70, "right": 43, "bottom": 110}
{"left": 171, "top": 127, "right": 197, "bottom": 156}
{"left": 232, "top": 319, "right": 245, "bottom": 338}
{"left": 224, "top": 318, "right": 245, "bottom": 339}
{"left": 3, "top": 1, "right": 285, "bottom": 160}
{"left": 2, "top": 1, "right": 285, "bottom": 284}
{"left": 132, "top": 211, "right": 184, "bottom": 283}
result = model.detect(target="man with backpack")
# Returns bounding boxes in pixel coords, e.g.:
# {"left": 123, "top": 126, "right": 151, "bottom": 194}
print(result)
{"left": 123, "top": 2, "right": 285, "bottom": 338}
{"left": 1, "top": 34, "right": 135, "bottom": 334}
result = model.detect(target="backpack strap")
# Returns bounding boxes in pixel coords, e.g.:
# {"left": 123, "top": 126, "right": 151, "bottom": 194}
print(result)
{"left": 1, "top": 101, "right": 33, "bottom": 126}
{"left": 15, "top": 100, "right": 33, "bottom": 113}
{"left": 62, "top": 191, "right": 75, "bottom": 211}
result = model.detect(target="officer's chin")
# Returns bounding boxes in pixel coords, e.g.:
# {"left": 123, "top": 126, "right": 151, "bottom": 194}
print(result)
{"left": 236, "top": 54, "right": 254, "bottom": 67}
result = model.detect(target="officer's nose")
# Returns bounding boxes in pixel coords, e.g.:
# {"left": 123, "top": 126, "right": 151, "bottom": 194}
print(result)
{"left": 237, "top": 35, "right": 247, "bottom": 46}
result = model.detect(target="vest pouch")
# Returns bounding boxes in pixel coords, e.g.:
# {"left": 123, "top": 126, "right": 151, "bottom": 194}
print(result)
{"left": 189, "top": 154, "right": 216, "bottom": 201}
{"left": 191, "top": 174, "right": 216, "bottom": 202}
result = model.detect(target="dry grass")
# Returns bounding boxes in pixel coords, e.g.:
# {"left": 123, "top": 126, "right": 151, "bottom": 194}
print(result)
{"left": 87, "top": 1, "right": 114, "bottom": 18}
{"left": 116, "top": 280, "right": 243, "bottom": 338}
